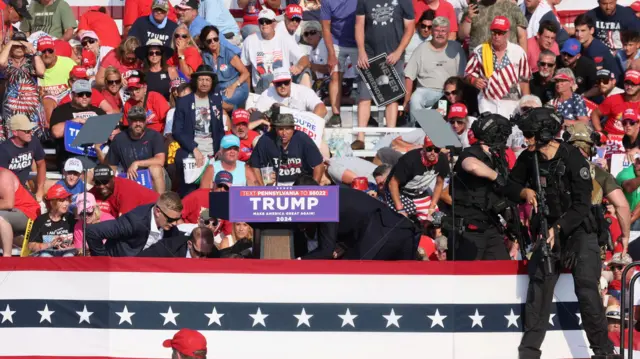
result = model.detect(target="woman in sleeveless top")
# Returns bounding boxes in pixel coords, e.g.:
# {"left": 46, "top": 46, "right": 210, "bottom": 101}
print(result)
{"left": 136, "top": 38, "right": 178, "bottom": 101}
{"left": 198, "top": 134, "right": 260, "bottom": 187}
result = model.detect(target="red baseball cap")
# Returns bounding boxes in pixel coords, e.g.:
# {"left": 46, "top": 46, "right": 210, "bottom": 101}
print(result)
{"left": 553, "top": 72, "right": 573, "bottom": 82}
{"left": 53, "top": 39, "right": 72, "bottom": 57}
{"left": 447, "top": 103, "right": 468, "bottom": 119}
{"left": 424, "top": 136, "right": 435, "bottom": 148}
{"left": 490, "top": 16, "right": 510, "bottom": 32}
{"left": 37, "top": 36, "right": 55, "bottom": 51}
{"left": 163, "top": 329, "right": 207, "bottom": 358}
{"left": 127, "top": 76, "right": 143, "bottom": 89}
{"left": 623, "top": 108, "right": 639, "bottom": 121}
{"left": 82, "top": 49, "right": 97, "bottom": 68}
{"left": 70, "top": 66, "right": 89, "bottom": 79}
{"left": 285, "top": 4, "right": 303, "bottom": 19}
{"left": 46, "top": 184, "right": 72, "bottom": 200}
{"left": 632, "top": 1, "right": 640, "bottom": 12}
{"left": 625, "top": 70, "right": 640, "bottom": 85}
{"left": 351, "top": 177, "right": 369, "bottom": 191}
{"left": 232, "top": 109, "right": 250, "bottom": 125}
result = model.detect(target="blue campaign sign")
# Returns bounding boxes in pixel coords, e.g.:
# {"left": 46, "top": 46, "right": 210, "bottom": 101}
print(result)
{"left": 64, "top": 121, "right": 97, "bottom": 157}
{"left": 117, "top": 169, "right": 153, "bottom": 190}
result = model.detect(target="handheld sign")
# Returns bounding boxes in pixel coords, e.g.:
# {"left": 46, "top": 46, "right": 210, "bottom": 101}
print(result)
{"left": 227, "top": 186, "right": 339, "bottom": 223}
{"left": 117, "top": 169, "right": 153, "bottom": 189}
{"left": 356, "top": 53, "right": 406, "bottom": 107}
{"left": 64, "top": 121, "right": 98, "bottom": 157}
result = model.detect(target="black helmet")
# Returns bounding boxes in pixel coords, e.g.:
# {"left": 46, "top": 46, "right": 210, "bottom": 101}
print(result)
{"left": 470, "top": 112, "right": 513, "bottom": 148}
{"left": 514, "top": 107, "right": 562, "bottom": 145}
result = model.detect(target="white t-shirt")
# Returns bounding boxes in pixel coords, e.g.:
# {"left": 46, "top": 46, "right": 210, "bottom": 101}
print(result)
{"left": 275, "top": 20, "right": 301, "bottom": 44}
{"left": 309, "top": 38, "right": 329, "bottom": 79}
{"left": 240, "top": 30, "right": 304, "bottom": 87}
{"left": 254, "top": 83, "right": 323, "bottom": 113}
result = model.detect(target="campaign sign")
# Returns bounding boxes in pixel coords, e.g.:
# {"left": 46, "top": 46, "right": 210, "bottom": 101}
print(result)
{"left": 356, "top": 53, "right": 406, "bottom": 107}
{"left": 604, "top": 134, "right": 625, "bottom": 159}
{"left": 280, "top": 107, "right": 324, "bottom": 148}
{"left": 64, "top": 121, "right": 98, "bottom": 157}
{"left": 117, "top": 169, "right": 153, "bottom": 190}
{"left": 228, "top": 186, "right": 339, "bottom": 223}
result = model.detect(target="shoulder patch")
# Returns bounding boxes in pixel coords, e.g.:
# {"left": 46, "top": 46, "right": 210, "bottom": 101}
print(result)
{"left": 579, "top": 167, "right": 590, "bottom": 180}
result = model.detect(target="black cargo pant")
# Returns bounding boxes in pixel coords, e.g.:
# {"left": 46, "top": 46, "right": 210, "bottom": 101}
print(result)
{"left": 450, "top": 226, "right": 510, "bottom": 260}
{"left": 518, "top": 227, "right": 614, "bottom": 359}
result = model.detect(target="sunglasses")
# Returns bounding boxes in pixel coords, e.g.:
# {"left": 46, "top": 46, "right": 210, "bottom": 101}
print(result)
{"left": 259, "top": 19, "right": 273, "bottom": 25}
{"left": 491, "top": 30, "right": 507, "bottom": 36}
{"left": 424, "top": 146, "right": 440, "bottom": 153}
{"left": 444, "top": 90, "right": 458, "bottom": 96}
{"left": 79, "top": 210, "right": 94, "bottom": 218}
{"left": 18, "top": 129, "right": 32, "bottom": 134}
{"left": 561, "top": 52, "right": 575, "bottom": 58}
{"left": 217, "top": 184, "right": 230, "bottom": 191}
{"left": 538, "top": 61, "right": 555, "bottom": 68}
{"left": 81, "top": 39, "right": 96, "bottom": 47}
{"left": 174, "top": 33, "right": 189, "bottom": 39}
{"left": 75, "top": 92, "right": 92, "bottom": 98}
{"left": 625, "top": 81, "right": 639, "bottom": 87}
{"left": 206, "top": 37, "right": 219, "bottom": 44}
{"left": 41, "top": 48, "right": 54, "bottom": 54}
{"left": 275, "top": 80, "right": 291, "bottom": 87}
{"left": 622, "top": 119, "right": 639, "bottom": 126}
{"left": 106, "top": 79, "right": 121, "bottom": 85}
{"left": 610, "top": 264, "right": 624, "bottom": 271}
{"left": 148, "top": 50, "right": 162, "bottom": 57}
{"left": 289, "top": 17, "right": 301, "bottom": 23}
{"left": 597, "top": 78, "right": 611, "bottom": 85}
{"left": 449, "top": 120, "right": 466, "bottom": 125}
{"left": 94, "top": 179, "right": 110, "bottom": 186}
{"left": 420, "top": 24, "right": 432, "bottom": 30}
{"left": 303, "top": 30, "right": 318, "bottom": 37}
{"left": 157, "top": 205, "right": 180, "bottom": 223}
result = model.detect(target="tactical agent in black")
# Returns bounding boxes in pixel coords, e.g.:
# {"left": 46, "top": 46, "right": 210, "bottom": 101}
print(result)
{"left": 448, "top": 113, "right": 513, "bottom": 261}
{"left": 503, "top": 108, "right": 614, "bottom": 358}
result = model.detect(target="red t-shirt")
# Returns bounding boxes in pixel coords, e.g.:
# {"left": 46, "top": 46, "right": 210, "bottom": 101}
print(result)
{"left": 412, "top": 0, "right": 458, "bottom": 33}
{"left": 58, "top": 88, "right": 105, "bottom": 108}
{"left": 167, "top": 46, "right": 203, "bottom": 76}
{"left": 122, "top": 91, "right": 170, "bottom": 133}
{"left": 123, "top": 0, "right": 177, "bottom": 28}
{"left": 90, "top": 177, "right": 159, "bottom": 218}
{"left": 242, "top": 1, "right": 281, "bottom": 27}
{"left": 599, "top": 94, "right": 640, "bottom": 135}
{"left": 181, "top": 188, "right": 232, "bottom": 235}
{"left": 77, "top": 10, "right": 121, "bottom": 49}
{"left": 101, "top": 89, "right": 123, "bottom": 112}
{"left": 7, "top": 169, "right": 40, "bottom": 220}
{"left": 100, "top": 49, "right": 141, "bottom": 76}
{"left": 239, "top": 130, "right": 259, "bottom": 161}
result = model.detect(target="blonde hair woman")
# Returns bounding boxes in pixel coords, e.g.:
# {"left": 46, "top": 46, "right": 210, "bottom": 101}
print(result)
{"left": 95, "top": 36, "right": 141, "bottom": 88}
{"left": 168, "top": 24, "right": 202, "bottom": 79}
{"left": 101, "top": 66, "right": 124, "bottom": 112}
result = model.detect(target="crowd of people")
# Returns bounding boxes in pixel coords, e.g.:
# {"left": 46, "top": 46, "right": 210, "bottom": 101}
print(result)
{"left": 0, "top": 0, "right": 640, "bottom": 341}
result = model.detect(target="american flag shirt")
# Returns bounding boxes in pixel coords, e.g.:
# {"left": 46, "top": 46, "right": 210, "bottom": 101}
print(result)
{"left": 465, "top": 42, "right": 531, "bottom": 102}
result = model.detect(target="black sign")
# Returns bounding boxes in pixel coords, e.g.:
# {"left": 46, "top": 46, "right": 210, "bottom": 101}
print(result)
{"left": 356, "top": 53, "right": 406, "bottom": 107}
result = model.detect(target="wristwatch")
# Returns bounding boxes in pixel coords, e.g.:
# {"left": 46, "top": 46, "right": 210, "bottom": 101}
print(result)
{"left": 35, "top": 51, "right": 42, "bottom": 56}
{"left": 178, "top": 55, "right": 185, "bottom": 60}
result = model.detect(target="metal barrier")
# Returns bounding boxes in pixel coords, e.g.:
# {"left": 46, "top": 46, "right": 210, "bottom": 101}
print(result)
{"left": 620, "top": 261, "right": 640, "bottom": 357}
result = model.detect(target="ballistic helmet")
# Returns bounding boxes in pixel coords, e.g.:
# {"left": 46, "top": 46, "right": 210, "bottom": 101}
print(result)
{"left": 470, "top": 113, "right": 513, "bottom": 148}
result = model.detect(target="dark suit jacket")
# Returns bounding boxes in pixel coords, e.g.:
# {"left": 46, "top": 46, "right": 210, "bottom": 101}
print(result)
{"left": 86, "top": 204, "right": 179, "bottom": 257}
{"left": 301, "top": 187, "right": 419, "bottom": 260}
{"left": 138, "top": 236, "right": 189, "bottom": 257}
{"left": 172, "top": 92, "right": 225, "bottom": 154}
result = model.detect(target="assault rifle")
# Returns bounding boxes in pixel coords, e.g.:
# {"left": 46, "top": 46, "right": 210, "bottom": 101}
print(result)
{"left": 532, "top": 152, "right": 555, "bottom": 276}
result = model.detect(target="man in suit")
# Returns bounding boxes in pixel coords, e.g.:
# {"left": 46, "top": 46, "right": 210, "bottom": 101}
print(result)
{"left": 293, "top": 176, "right": 420, "bottom": 260}
{"left": 138, "top": 226, "right": 219, "bottom": 258}
{"left": 85, "top": 192, "right": 183, "bottom": 256}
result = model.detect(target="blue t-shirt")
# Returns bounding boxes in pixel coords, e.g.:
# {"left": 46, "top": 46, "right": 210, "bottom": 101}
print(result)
{"left": 199, "top": 0, "right": 240, "bottom": 36}
{"left": 55, "top": 179, "right": 85, "bottom": 213}
{"left": 249, "top": 131, "right": 323, "bottom": 184}
{"left": 586, "top": 5, "right": 640, "bottom": 52}
{"left": 320, "top": 0, "right": 357, "bottom": 48}
{"left": 556, "top": 93, "right": 588, "bottom": 120}
{"left": 188, "top": 16, "right": 241, "bottom": 55}
{"left": 583, "top": 38, "right": 623, "bottom": 83}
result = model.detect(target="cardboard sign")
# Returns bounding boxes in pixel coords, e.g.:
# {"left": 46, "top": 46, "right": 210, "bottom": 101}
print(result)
{"left": 356, "top": 53, "right": 406, "bottom": 107}
{"left": 228, "top": 186, "right": 339, "bottom": 223}
{"left": 280, "top": 107, "right": 324, "bottom": 148}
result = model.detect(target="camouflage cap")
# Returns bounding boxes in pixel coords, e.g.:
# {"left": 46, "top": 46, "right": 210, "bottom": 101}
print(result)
{"left": 566, "top": 122, "right": 593, "bottom": 144}
{"left": 128, "top": 106, "right": 147, "bottom": 121}
{"left": 273, "top": 113, "right": 295, "bottom": 127}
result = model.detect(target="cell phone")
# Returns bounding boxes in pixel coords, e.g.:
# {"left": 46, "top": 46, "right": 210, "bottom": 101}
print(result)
{"left": 438, "top": 100, "right": 448, "bottom": 116}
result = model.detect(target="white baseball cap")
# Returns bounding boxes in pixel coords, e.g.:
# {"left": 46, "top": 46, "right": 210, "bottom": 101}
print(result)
{"left": 258, "top": 9, "right": 276, "bottom": 21}
{"left": 64, "top": 158, "right": 83, "bottom": 173}
{"left": 272, "top": 67, "right": 292, "bottom": 83}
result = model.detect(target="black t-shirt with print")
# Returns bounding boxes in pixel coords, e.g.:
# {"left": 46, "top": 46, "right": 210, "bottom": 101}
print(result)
{"left": 356, "top": 0, "right": 414, "bottom": 56}
{"left": 128, "top": 17, "right": 178, "bottom": 47}
{"left": 529, "top": 72, "right": 555, "bottom": 105}
{"left": 0, "top": 139, "right": 45, "bottom": 184}
{"left": 107, "top": 129, "right": 166, "bottom": 170}
{"left": 29, "top": 212, "right": 75, "bottom": 244}
{"left": 387, "top": 149, "right": 450, "bottom": 198}
{"left": 49, "top": 103, "right": 106, "bottom": 169}
{"left": 249, "top": 130, "right": 323, "bottom": 184}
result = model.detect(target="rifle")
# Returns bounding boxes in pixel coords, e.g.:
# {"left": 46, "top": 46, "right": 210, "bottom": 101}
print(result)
{"left": 532, "top": 152, "right": 555, "bottom": 276}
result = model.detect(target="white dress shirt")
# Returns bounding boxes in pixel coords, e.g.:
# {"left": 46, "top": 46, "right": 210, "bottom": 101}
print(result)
{"left": 144, "top": 207, "right": 164, "bottom": 250}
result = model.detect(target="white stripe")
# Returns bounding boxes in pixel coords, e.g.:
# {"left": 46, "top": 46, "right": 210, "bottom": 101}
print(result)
{"left": 0, "top": 271, "right": 582, "bottom": 304}
{"left": 0, "top": 328, "right": 605, "bottom": 358}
